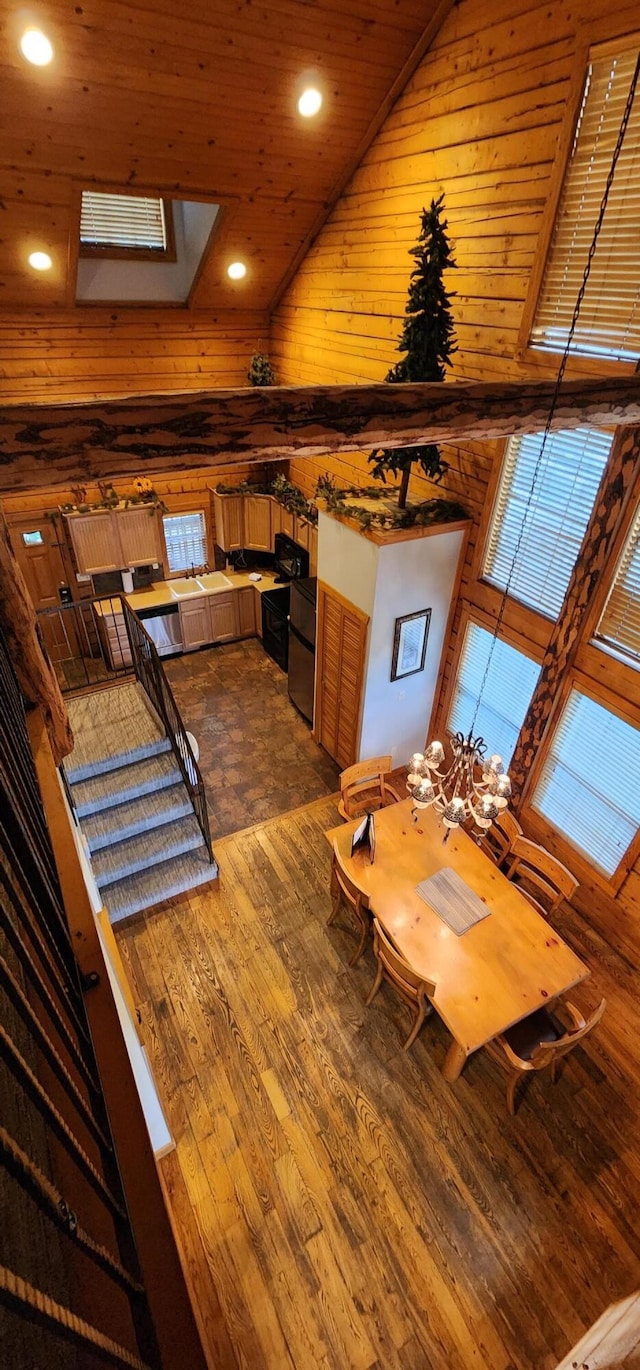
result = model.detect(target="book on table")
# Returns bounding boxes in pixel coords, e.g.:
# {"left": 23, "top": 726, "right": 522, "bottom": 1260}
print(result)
{"left": 351, "top": 811, "right": 376, "bottom": 862}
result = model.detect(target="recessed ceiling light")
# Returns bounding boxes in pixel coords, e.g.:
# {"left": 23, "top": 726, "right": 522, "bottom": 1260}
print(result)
{"left": 28, "top": 251, "right": 53, "bottom": 271}
{"left": 298, "top": 87, "right": 322, "bottom": 118}
{"left": 227, "top": 261, "right": 247, "bottom": 281}
{"left": 20, "top": 28, "right": 54, "bottom": 66}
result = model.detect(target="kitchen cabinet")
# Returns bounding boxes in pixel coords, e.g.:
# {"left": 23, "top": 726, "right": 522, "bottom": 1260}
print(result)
{"left": 67, "top": 513, "right": 122, "bottom": 574}
{"left": 237, "top": 587, "right": 256, "bottom": 637}
{"left": 315, "top": 583, "right": 368, "bottom": 768}
{"left": 179, "top": 596, "right": 212, "bottom": 651}
{"left": 271, "top": 501, "right": 295, "bottom": 542}
{"left": 118, "top": 507, "right": 163, "bottom": 567}
{"left": 66, "top": 507, "right": 163, "bottom": 575}
{"left": 244, "top": 495, "right": 272, "bottom": 552}
{"left": 212, "top": 491, "right": 244, "bottom": 553}
{"left": 96, "top": 598, "right": 132, "bottom": 670}
{"left": 293, "top": 516, "right": 311, "bottom": 552}
{"left": 209, "top": 592, "right": 239, "bottom": 643}
{"left": 309, "top": 525, "right": 318, "bottom": 577}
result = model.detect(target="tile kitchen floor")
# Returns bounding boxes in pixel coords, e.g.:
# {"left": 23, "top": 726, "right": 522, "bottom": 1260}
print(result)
{"left": 164, "top": 638, "right": 339, "bottom": 839}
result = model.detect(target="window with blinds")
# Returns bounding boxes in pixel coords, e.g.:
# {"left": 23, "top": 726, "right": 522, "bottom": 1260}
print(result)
{"left": 531, "top": 42, "right": 640, "bottom": 362}
{"left": 532, "top": 689, "right": 640, "bottom": 877}
{"left": 448, "top": 621, "right": 540, "bottom": 766}
{"left": 80, "top": 191, "right": 167, "bottom": 252}
{"left": 594, "top": 503, "right": 640, "bottom": 665}
{"left": 163, "top": 511, "right": 207, "bottom": 573}
{"left": 483, "top": 426, "right": 612, "bottom": 620}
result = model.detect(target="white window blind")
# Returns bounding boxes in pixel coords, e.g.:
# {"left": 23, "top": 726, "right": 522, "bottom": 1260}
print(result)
{"left": 163, "top": 512, "right": 207, "bottom": 573}
{"left": 80, "top": 192, "right": 167, "bottom": 251}
{"left": 532, "top": 689, "right": 640, "bottom": 877}
{"left": 531, "top": 44, "right": 640, "bottom": 362}
{"left": 595, "top": 503, "right": 640, "bottom": 665}
{"left": 448, "top": 621, "right": 540, "bottom": 767}
{"left": 484, "top": 427, "right": 612, "bottom": 620}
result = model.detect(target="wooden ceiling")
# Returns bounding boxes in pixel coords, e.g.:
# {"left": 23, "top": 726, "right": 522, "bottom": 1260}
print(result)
{"left": 0, "top": 0, "right": 450, "bottom": 313}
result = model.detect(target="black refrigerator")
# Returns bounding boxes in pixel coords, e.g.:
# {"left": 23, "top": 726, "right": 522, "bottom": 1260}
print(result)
{"left": 288, "top": 577, "right": 317, "bottom": 724}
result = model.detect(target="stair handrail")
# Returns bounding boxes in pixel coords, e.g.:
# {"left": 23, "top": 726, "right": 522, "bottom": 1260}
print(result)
{"left": 120, "top": 599, "right": 214, "bottom": 862}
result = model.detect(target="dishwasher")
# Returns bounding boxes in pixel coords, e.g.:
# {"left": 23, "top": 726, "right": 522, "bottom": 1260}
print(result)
{"left": 135, "top": 602, "right": 183, "bottom": 657}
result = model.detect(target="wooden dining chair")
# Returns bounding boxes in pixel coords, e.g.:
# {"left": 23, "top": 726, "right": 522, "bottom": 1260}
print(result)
{"left": 338, "top": 756, "right": 403, "bottom": 821}
{"left": 486, "top": 997, "right": 606, "bottom": 1115}
{"left": 505, "top": 835, "right": 578, "bottom": 919}
{"left": 366, "top": 918, "right": 436, "bottom": 1051}
{"left": 474, "top": 808, "right": 523, "bottom": 869}
{"left": 327, "top": 841, "right": 371, "bottom": 965}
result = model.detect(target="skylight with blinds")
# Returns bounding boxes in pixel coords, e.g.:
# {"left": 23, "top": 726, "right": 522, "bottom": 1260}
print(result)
{"left": 483, "top": 427, "right": 612, "bottom": 620}
{"left": 163, "top": 512, "right": 207, "bottom": 573}
{"left": 531, "top": 43, "right": 640, "bottom": 361}
{"left": 448, "top": 621, "right": 541, "bottom": 766}
{"left": 532, "top": 689, "right": 640, "bottom": 877}
{"left": 80, "top": 192, "right": 167, "bottom": 252}
{"left": 594, "top": 503, "right": 640, "bottom": 665}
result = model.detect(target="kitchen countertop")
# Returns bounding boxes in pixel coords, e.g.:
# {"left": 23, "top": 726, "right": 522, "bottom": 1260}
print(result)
{"left": 122, "top": 568, "right": 282, "bottom": 613}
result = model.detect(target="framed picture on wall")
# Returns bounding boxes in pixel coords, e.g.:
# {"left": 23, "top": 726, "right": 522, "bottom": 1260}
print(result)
{"left": 391, "top": 608, "right": 431, "bottom": 681}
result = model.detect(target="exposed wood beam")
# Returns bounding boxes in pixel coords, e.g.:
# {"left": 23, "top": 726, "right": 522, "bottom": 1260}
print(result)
{"left": 1, "top": 376, "right": 640, "bottom": 493}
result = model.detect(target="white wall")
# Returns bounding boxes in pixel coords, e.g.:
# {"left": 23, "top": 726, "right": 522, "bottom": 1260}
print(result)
{"left": 359, "top": 529, "right": 465, "bottom": 765}
{"left": 76, "top": 201, "right": 219, "bottom": 302}
{"left": 317, "top": 511, "right": 378, "bottom": 616}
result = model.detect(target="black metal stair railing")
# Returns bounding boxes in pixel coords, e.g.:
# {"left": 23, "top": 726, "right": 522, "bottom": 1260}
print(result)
{"left": 120, "top": 599, "right": 214, "bottom": 863}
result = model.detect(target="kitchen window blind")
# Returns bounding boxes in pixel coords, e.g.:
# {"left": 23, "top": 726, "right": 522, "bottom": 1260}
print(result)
{"left": 530, "top": 43, "right": 640, "bottom": 362}
{"left": 80, "top": 192, "right": 167, "bottom": 251}
{"left": 163, "top": 511, "right": 207, "bottom": 573}
{"left": 483, "top": 427, "right": 612, "bottom": 620}
{"left": 595, "top": 503, "right": 640, "bottom": 665}
{"left": 532, "top": 689, "right": 640, "bottom": 877}
{"left": 448, "top": 621, "right": 540, "bottom": 767}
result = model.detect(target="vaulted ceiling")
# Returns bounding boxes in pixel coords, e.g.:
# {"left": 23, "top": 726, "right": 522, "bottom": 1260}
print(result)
{"left": 0, "top": 0, "right": 450, "bottom": 313}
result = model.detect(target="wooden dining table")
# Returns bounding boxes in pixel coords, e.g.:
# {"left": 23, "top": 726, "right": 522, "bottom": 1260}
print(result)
{"left": 325, "top": 798, "right": 589, "bottom": 1081}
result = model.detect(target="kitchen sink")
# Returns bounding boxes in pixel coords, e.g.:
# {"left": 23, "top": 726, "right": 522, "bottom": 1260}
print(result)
{"left": 196, "top": 572, "right": 233, "bottom": 591}
{"left": 170, "top": 577, "right": 205, "bottom": 597}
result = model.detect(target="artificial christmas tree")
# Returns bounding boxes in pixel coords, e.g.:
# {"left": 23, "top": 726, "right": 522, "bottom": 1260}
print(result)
{"left": 247, "top": 351, "right": 277, "bottom": 386}
{"left": 370, "top": 195, "right": 457, "bottom": 508}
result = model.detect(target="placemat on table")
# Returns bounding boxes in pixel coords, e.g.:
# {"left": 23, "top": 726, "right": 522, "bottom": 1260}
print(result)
{"left": 416, "top": 866, "right": 491, "bottom": 935}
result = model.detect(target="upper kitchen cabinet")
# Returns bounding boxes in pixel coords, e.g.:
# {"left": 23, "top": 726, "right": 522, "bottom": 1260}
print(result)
{"left": 244, "top": 495, "right": 272, "bottom": 552}
{"left": 65, "top": 507, "right": 164, "bottom": 575}
{"left": 211, "top": 491, "right": 244, "bottom": 553}
{"left": 271, "top": 502, "right": 295, "bottom": 541}
{"left": 118, "top": 507, "right": 163, "bottom": 567}
{"left": 66, "top": 512, "right": 122, "bottom": 574}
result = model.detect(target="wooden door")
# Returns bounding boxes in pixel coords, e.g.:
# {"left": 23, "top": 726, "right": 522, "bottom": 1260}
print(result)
{"left": 10, "top": 517, "right": 74, "bottom": 663}
{"left": 212, "top": 492, "right": 244, "bottom": 552}
{"left": 179, "top": 597, "right": 211, "bottom": 650}
{"left": 67, "top": 512, "right": 122, "bottom": 573}
{"left": 315, "top": 583, "right": 368, "bottom": 768}
{"left": 244, "top": 496, "right": 272, "bottom": 552}
{"left": 117, "top": 507, "right": 163, "bottom": 566}
{"left": 210, "top": 591, "right": 240, "bottom": 642}
{"left": 237, "top": 586, "right": 256, "bottom": 637}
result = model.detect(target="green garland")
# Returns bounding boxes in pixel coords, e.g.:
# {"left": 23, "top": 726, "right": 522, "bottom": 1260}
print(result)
{"left": 315, "top": 473, "right": 466, "bottom": 532}
{"left": 59, "top": 483, "right": 167, "bottom": 515}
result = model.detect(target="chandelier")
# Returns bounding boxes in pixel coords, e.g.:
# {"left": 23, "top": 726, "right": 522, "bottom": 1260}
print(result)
{"left": 405, "top": 60, "right": 637, "bottom": 843}
{"left": 406, "top": 737, "right": 511, "bottom": 838}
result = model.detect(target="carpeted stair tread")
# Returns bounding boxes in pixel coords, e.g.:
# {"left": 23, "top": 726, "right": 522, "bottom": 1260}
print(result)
{"left": 71, "top": 752, "right": 182, "bottom": 817}
{"left": 104, "top": 847, "right": 218, "bottom": 923}
{"left": 65, "top": 683, "right": 169, "bottom": 783}
{"left": 82, "top": 784, "right": 193, "bottom": 852}
{"left": 93, "top": 814, "right": 205, "bottom": 888}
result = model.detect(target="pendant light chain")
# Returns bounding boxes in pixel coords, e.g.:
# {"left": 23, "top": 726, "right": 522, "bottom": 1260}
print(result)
{"left": 469, "top": 51, "right": 640, "bottom": 736}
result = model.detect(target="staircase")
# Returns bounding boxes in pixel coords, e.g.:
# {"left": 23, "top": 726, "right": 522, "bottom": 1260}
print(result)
{"left": 64, "top": 684, "right": 218, "bottom": 923}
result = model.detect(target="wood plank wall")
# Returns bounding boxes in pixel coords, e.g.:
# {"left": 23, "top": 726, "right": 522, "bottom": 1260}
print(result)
{"left": 270, "top": 0, "right": 640, "bottom": 928}
{"left": 0, "top": 308, "right": 268, "bottom": 403}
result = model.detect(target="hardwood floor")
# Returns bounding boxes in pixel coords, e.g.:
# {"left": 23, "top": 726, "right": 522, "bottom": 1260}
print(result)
{"left": 117, "top": 795, "right": 640, "bottom": 1370}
